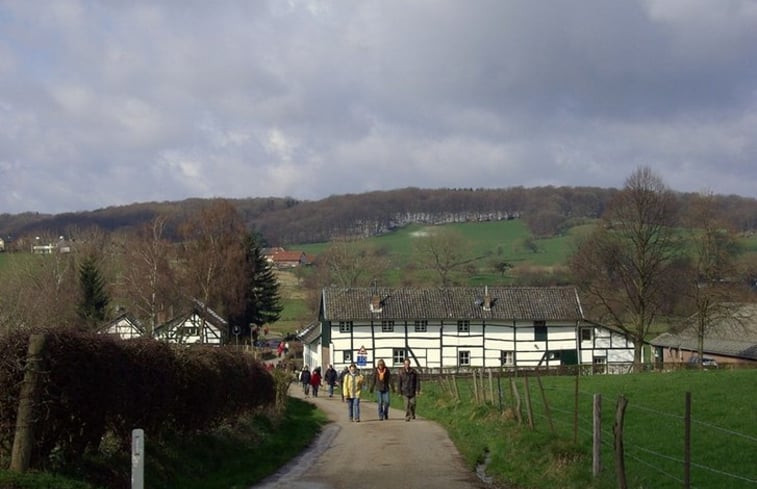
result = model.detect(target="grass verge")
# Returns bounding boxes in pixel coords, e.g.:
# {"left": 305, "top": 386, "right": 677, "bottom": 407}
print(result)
{"left": 0, "top": 397, "right": 327, "bottom": 489}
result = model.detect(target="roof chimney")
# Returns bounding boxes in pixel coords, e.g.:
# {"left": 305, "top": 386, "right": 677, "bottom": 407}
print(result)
{"left": 483, "top": 285, "right": 492, "bottom": 311}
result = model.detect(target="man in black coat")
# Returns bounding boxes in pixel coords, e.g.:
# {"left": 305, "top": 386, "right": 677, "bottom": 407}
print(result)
{"left": 397, "top": 358, "right": 421, "bottom": 421}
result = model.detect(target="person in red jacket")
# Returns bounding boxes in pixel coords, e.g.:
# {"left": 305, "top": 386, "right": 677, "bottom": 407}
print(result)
{"left": 310, "top": 367, "right": 322, "bottom": 398}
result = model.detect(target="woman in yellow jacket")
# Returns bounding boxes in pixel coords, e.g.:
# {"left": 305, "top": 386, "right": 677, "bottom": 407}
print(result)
{"left": 342, "top": 363, "right": 364, "bottom": 422}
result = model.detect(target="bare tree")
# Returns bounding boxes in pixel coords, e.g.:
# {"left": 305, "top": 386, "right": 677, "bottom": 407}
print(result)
{"left": 118, "top": 216, "right": 178, "bottom": 336}
{"left": 570, "top": 167, "right": 683, "bottom": 371}
{"left": 178, "top": 200, "right": 246, "bottom": 343}
{"left": 682, "top": 191, "right": 741, "bottom": 368}
{"left": 413, "top": 227, "right": 486, "bottom": 286}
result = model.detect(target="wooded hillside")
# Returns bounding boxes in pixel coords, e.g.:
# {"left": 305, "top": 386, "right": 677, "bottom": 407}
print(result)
{"left": 1, "top": 186, "right": 756, "bottom": 247}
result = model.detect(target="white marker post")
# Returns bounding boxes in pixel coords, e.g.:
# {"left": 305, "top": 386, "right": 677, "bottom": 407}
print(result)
{"left": 132, "top": 429, "right": 144, "bottom": 489}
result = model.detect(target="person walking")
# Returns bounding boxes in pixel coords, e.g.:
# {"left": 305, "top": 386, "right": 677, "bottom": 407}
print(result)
{"left": 369, "top": 358, "right": 392, "bottom": 420}
{"left": 310, "top": 367, "right": 322, "bottom": 397}
{"left": 300, "top": 366, "right": 311, "bottom": 397}
{"left": 338, "top": 365, "right": 349, "bottom": 402}
{"left": 342, "top": 363, "right": 364, "bottom": 422}
{"left": 398, "top": 358, "right": 421, "bottom": 421}
{"left": 324, "top": 364, "right": 338, "bottom": 398}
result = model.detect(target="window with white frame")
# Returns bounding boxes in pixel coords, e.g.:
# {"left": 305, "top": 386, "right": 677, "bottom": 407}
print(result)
{"left": 500, "top": 350, "right": 514, "bottom": 366}
{"left": 339, "top": 321, "right": 353, "bottom": 333}
{"left": 457, "top": 320, "right": 470, "bottom": 333}
{"left": 414, "top": 320, "right": 428, "bottom": 332}
{"left": 392, "top": 348, "right": 406, "bottom": 365}
{"left": 459, "top": 350, "right": 471, "bottom": 366}
{"left": 381, "top": 320, "right": 395, "bottom": 332}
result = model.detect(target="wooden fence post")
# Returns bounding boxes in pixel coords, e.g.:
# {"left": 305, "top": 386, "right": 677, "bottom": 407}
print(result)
{"left": 593, "top": 393, "right": 602, "bottom": 477}
{"left": 510, "top": 377, "right": 523, "bottom": 424}
{"left": 523, "top": 376, "right": 534, "bottom": 430}
{"left": 10, "top": 334, "right": 47, "bottom": 473}
{"left": 488, "top": 369, "right": 494, "bottom": 405}
{"left": 613, "top": 395, "right": 628, "bottom": 489}
{"left": 573, "top": 366, "right": 580, "bottom": 444}
{"left": 472, "top": 369, "right": 480, "bottom": 404}
{"left": 684, "top": 392, "right": 691, "bottom": 489}
{"left": 536, "top": 374, "right": 555, "bottom": 434}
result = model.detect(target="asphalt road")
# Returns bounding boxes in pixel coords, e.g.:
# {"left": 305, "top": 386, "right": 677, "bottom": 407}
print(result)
{"left": 251, "top": 385, "right": 489, "bottom": 489}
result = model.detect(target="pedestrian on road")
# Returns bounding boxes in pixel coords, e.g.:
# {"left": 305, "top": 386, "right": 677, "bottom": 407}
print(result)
{"left": 310, "top": 367, "right": 322, "bottom": 397}
{"left": 342, "top": 363, "right": 364, "bottom": 422}
{"left": 324, "top": 364, "right": 338, "bottom": 398}
{"left": 338, "top": 365, "right": 349, "bottom": 402}
{"left": 398, "top": 358, "right": 421, "bottom": 421}
{"left": 300, "top": 366, "right": 311, "bottom": 397}
{"left": 369, "top": 358, "right": 392, "bottom": 420}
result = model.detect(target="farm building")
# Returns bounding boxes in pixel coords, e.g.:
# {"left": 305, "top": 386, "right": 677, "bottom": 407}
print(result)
{"left": 650, "top": 303, "right": 757, "bottom": 366}
{"left": 153, "top": 300, "right": 227, "bottom": 345}
{"left": 97, "top": 311, "right": 145, "bottom": 340}
{"left": 298, "top": 286, "right": 634, "bottom": 373}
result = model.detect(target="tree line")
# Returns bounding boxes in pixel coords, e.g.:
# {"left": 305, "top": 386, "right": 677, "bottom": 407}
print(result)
{"left": 0, "top": 200, "right": 282, "bottom": 342}
{"left": 2, "top": 186, "right": 756, "bottom": 247}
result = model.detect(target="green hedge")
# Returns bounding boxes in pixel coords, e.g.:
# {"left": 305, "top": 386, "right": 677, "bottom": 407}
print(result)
{"left": 0, "top": 329, "right": 274, "bottom": 470}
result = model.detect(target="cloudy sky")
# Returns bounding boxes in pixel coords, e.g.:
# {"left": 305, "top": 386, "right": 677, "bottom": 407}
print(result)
{"left": 1, "top": 1, "right": 756, "bottom": 214}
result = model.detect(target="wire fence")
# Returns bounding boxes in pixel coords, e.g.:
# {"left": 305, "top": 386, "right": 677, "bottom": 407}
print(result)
{"left": 428, "top": 367, "right": 757, "bottom": 489}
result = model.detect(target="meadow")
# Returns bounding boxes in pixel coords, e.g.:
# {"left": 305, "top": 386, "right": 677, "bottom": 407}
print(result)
{"left": 411, "top": 368, "right": 757, "bottom": 489}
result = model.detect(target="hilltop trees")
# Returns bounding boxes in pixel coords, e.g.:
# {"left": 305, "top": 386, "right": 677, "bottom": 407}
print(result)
{"left": 570, "top": 167, "right": 684, "bottom": 371}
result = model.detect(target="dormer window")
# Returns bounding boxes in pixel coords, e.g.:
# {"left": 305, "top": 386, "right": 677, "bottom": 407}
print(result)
{"left": 370, "top": 295, "right": 383, "bottom": 313}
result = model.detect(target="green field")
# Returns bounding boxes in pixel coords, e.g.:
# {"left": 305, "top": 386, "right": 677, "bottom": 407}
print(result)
{"left": 412, "top": 368, "right": 757, "bottom": 489}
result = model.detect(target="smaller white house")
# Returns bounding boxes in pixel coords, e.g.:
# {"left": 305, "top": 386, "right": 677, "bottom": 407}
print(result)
{"left": 97, "top": 312, "right": 145, "bottom": 340}
{"left": 154, "top": 301, "right": 226, "bottom": 345}
{"left": 300, "top": 286, "right": 635, "bottom": 373}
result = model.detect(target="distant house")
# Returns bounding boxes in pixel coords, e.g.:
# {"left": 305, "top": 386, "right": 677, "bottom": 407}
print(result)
{"left": 97, "top": 312, "right": 145, "bottom": 340}
{"left": 154, "top": 300, "right": 227, "bottom": 345}
{"left": 268, "top": 249, "right": 310, "bottom": 268}
{"left": 31, "top": 236, "right": 71, "bottom": 254}
{"left": 0, "top": 238, "right": 5, "bottom": 252}
{"left": 650, "top": 303, "right": 757, "bottom": 365}
{"left": 299, "top": 286, "right": 635, "bottom": 373}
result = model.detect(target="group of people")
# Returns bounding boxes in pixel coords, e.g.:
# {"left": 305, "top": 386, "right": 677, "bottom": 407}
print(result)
{"left": 301, "top": 358, "right": 421, "bottom": 423}
{"left": 299, "top": 364, "right": 340, "bottom": 398}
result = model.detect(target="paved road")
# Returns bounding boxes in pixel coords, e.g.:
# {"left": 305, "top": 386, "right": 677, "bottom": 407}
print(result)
{"left": 252, "top": 386, "right": 489, "bottom": 489}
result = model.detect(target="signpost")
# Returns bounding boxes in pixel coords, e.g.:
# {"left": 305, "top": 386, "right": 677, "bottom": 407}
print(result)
{"left": 132, "top": 429, "right": 144, "bottom": 489}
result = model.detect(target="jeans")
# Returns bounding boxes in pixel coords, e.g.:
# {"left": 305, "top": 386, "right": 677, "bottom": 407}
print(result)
{"left": 376, "top": 390, "right": 390, "bottom": 419}
{"left": 312, "top": 384, "right": 319, "bottom": 397}
{"left": 346, "top": 397, "right": 361, "bottom": 421}
{"left": 302, "top": 383, "right": 310, "bottom": 396}
{"left": 328, "top": 384, "right": 335, "bottom": 397}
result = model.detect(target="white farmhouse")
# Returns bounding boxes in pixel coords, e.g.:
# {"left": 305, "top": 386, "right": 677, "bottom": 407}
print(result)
{"left": 154, "top": 301, "right": 226, "bottom": 345}
{"left": 299, "top": 286, "right": 634, "bottom": 373}
{"left": 97, "top": 312, "right": 145, "bottom": 340}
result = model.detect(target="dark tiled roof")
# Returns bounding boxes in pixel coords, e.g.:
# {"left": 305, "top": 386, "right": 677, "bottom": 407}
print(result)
{"left": 649, "top": 303, "right": 757, "bottom": 360}
{"left": 321, "top": 286, "right": 583, "bottom": 322}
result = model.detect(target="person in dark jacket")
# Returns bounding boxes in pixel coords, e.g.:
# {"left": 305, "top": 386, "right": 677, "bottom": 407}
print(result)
{"left": 397, "top": 358, "right": 420, "bottom": 421}
{"left": 324, "top": 365, "right": 338, "bottom": 398}
{"left": 300, "top": 366, "right": 311, "bottom": 397}
{"left": 369, "top": 358, "right": 393, "bottom": 420}
{"left": 338, "top": 365, "right": 349, "bottom": 401}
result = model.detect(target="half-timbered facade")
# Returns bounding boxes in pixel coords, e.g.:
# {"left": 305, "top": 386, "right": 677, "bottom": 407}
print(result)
{"left": 97, "top": 312, "right": 145, "bottom": 340}
{"left": 299, "top": 286, "right": 634, "bottom": 372}
{"left": 154, "top": 302, "right": 226, "bottom": 345}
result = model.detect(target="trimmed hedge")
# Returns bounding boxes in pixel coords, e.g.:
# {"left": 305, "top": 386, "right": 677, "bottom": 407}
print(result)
{"left": 0, "top": 329, "right": 274, "bottom": 469}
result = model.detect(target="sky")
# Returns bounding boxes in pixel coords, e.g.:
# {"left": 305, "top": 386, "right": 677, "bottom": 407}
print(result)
{"left": 1, "top": 0, "right": 756, "bottom": 215}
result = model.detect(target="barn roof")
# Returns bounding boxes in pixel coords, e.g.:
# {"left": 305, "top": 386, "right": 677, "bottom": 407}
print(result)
{"left": 320, "top": 286, "right": 584, "bottom": 322}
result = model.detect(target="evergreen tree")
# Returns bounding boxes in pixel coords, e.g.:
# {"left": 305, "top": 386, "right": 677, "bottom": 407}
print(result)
{"left": 77, "top": 255, "right": 110, "bottom": 330}
{"left": 230, "top": 232, "right": 283, "bottom": 336}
